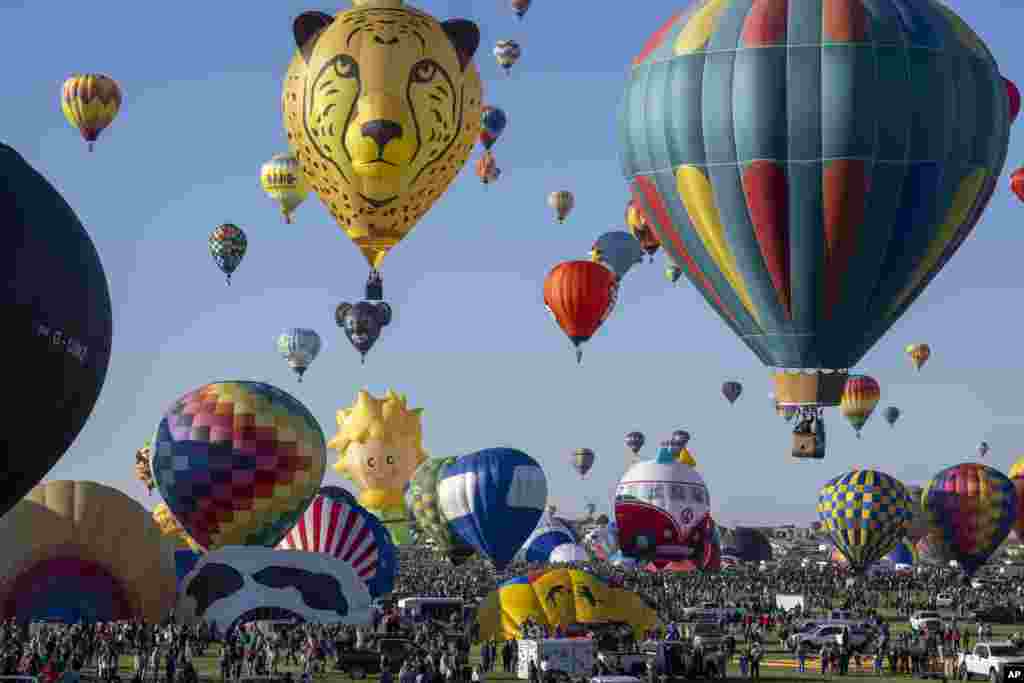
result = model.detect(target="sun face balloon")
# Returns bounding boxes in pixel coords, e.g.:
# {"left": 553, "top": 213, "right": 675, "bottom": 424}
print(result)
{"left": 282, "top": 1, "right": 483, "bottom": 298}
{"left": 260, "top": 153, "right": 309, "bottom": 224}
{"left": 61, "top": 74, "right": 121, "bottom": 152}
{"left": 621, "top": 2, "right": 1010, "bottom": 421}
{"left": 150, "top": 381, "right": 327, "bottom": 551}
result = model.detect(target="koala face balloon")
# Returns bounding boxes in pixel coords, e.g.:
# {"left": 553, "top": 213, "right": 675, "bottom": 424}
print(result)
{"left": 336, "top": 301, "right": 392, "bottom": 361}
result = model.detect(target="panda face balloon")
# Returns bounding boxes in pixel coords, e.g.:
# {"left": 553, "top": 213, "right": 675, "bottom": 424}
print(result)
{"left": 613, "top": 451, "right": 711, "bottom": 561}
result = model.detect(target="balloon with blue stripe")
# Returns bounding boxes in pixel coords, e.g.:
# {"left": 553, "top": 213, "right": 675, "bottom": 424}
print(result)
{"left": 438, "top": 447, "right": 548, "bottom": 570}
{"left": 516, "top": 515, "right": 576, "bottom": 564}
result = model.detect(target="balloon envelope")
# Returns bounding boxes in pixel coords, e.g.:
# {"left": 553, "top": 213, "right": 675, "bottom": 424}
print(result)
{"left": 406, "top": 457, "right": 476, "bottom": 564}
{"left": 591, "top": 231, "right": 645, "bottom": 281}
{"left": 516, "top": 516, "right": 576, "bottom": 564}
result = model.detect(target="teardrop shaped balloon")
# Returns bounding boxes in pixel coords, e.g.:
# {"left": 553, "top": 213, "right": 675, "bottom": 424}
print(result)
{"left": 260, "top": 153, "right": 309, "bottom": 224}
{"left": 511, "top": 0, "right": 531, "bottom": 20}
{"left": 336, "top": 301, "right": 392, "bottom": 363}
{"left": 476, "top": 151, "right": 501, "bottom": 185}
{"left": 1009, "top": 456, "right": 1024, "bottom": 543}
{"left": 437, "top": 447, "right": 547, "bottom": 570}
{"left": 151, "top": 381, "right": 327, "bottom": 551}
{"left": 61, "top": 74, "right": 122, "bottom": 152}
{"left": 277, "top": 486, "right": 397, "bottom": 598}
{"left": 840, "top": 375, "right": 880, "bottom": 437}
{"left": 548, "top": 191, "right": 574, "bottom": 222}
{"left": 817, "top": 469, "right": 912, "bottom": 573}
{"left": 277, "top": 328, "right": 322, "bottom": 381}
{"left": 479, "top": 106, "right": 507, "bottom": 151}
{"left": 1006, "top": 77, "right": 1021, "bottom": 124}
{"left": 590, "top": 231, "right": 644, "bottom": 281}
{"left": 571, "top": 448, "right": 595, "bottom": 478}
{"left": 625, "top": 199, "right": 660, "bottom": 260}
{"left": 923, "top": 463, "right": 1017, "bottom": 577}
{"left": 665, "top": 265, "right": 683, "bottom": 284}
{"left": 884, "top": 405, "right": 901, "bottom": 428}
{"left": 978, "top": 441, "right": 990, "bottom": 459}
{"left": 494, "top": 39, "right": 521, "bottom": 74}
{"left": 721, "top": 381, "right": 742, "bottom": 404}
{"left": 906, "top": 344, "right": 931, "bottom": 371}
{"left": 282, "top": 4, "right": 483, "bottom": 295}
{"left": 543, "top": 260, "right": 618, "bottom": 363}
{"left": 624, "top": 431, "right": 645, "bottom": 455}
{"left": 669, "top": 430, "right": 690, "bottom": 451}
{"left": 406, "top": 457, "right": 476, "bottom": 565}
{"left": 209, "top": 224, "right": 247, "bottom": 286}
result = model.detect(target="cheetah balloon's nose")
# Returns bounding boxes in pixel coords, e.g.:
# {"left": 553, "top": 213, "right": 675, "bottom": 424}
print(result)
{"left": 362, "top": 120, "right": 403, "bottom": 150}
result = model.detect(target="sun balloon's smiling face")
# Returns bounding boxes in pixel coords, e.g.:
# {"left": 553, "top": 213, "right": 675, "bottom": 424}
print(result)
{"left": 342, "top": 440, "right": 420, "bottom": 491}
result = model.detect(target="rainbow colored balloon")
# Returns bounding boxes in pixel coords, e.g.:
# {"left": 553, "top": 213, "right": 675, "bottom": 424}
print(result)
{"left": 1010, "top": 456, "right": 1024, "bottom": 540}
{"left": 816, "top": 469, "right": 912, "bottom": 573}
{"left": 923, "top": 463, "right": 1017, "bottom": 577}
{"left": 151, "top": 381, "right": 327, "bottom": 550}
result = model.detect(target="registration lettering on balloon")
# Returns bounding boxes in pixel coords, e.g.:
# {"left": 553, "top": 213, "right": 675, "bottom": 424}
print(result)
{"left": 34, "top": 321, "right": 89, "bottom": 364}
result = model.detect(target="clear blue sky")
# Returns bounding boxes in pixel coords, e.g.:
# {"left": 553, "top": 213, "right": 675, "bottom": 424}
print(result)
{"left": 5, "top": 0, "right": 1024, "bottom": 527}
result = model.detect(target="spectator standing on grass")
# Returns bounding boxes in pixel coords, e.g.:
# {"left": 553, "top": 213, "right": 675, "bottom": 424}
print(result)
{"left": 748, "top": 642, "right": 762, "bottom": 679}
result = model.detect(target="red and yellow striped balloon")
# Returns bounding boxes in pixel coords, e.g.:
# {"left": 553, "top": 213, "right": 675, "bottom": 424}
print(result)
{"left": 61, "top": 74, "right": 122, "bottom": 152}
{"left": 1009, "top": 456, "right": 1024, "bottom": 541}
{"left": 906, "top": 343, "right": 931, "bottom": 371}
{"left": 840, "top": 375, "right": 881, "bottom": 437}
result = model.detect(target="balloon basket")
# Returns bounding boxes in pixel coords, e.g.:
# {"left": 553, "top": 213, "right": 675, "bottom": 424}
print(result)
{"left": 773, "top": 370, "right": 847, "bottom": 408}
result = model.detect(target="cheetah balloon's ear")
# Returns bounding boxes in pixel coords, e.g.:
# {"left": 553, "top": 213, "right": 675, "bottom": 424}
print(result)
{"left": 294, "top": 11, "right": 333, "bottom": 62}
{"left": 335, "top": 302, "right": 353, "bottom": 327}
{"left": 441, "top": 19, "right": 480, "bottom": 71}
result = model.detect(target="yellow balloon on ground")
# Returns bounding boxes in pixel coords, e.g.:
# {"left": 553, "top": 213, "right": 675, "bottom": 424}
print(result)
{"left": 260, "top": 153, "right": 309, "bottom": 223}
{"left": 61, "top": 74, "right": 122, "bottom": 152}
{"left": 476, "top": 567, "right": 659, "bottom": 641}
{"left": 0, "top": 481, "right": 175, "bottom": 622}
{"left": 329, "top": 389, "right": 428, "bottom": 545}
{"left": 282, "top": 0, "right": 483, "bottom": 271}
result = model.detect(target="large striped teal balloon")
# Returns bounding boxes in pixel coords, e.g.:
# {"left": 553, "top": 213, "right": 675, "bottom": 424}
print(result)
{"left": 619, "top": 1, "right": 1010, "bottom": 370}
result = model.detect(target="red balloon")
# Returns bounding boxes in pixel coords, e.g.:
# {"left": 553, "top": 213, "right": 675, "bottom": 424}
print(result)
{"left": 1011, "top": 167, "right": 1024, "bottom": 203}
{"left": 1006, "top": 77, "right": 1021, "bottom": 123}
{"left": 543, "top": 260, "right": 618, "bottom": 362}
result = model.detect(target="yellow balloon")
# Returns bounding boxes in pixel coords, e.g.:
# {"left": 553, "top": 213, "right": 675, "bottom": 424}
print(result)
{"left": 282, "top": 0, "right": 483, "bottom": 271}
{"left": 152, "top": 503, "right": 204, "bottom": 553}
{"left": 61, "top": 74, "right": 122, "bottom": 152}
{"left": 476, "top": 567, "right": 659, "bottom": 641}
{"left": 260, "top": 153, "right": 309, "bottom": 223}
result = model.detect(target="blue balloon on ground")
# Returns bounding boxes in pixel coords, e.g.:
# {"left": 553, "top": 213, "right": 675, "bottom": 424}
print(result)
{"left": 4, "top": 143, "right": 112, "bottom": 518}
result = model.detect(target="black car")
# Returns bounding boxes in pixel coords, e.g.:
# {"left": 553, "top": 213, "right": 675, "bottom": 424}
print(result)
{"left": 968, "top": 605, "right": 1017, "bottom": 624}
{"left": 336, "top": 638, "right": 425, "bottom": 679}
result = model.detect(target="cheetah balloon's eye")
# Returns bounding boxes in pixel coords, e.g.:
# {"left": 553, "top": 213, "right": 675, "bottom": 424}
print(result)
{"left": 411, "top": 60, "right": 438, "bottom": 83}
{"left": 334, "top": 56, "right": 359, "bottom": 79}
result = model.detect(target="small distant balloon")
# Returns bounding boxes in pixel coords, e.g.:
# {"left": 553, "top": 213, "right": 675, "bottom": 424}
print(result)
{"left": 840, "top": 375, "right": 881, "bottom": 438}
{"left": 479, "top": 106, "right": 507, "bottom": 151}
{"left": 260, "top": 153, "right": 309, "bottom": 224}
{"left": 476, "top": 151, "right": 501, "bottom": 185}
{"left": 494, "top": 40, "right": 521, "bottom": 75}
{"left": 571, "top": 448, "right": 595, "bottom": 478}
{"left": 665, "top": 265, "right": 683, "bottom": 284}
{"left": 1006, "top": 77, "right": 1021, "bottom": 123}
{"left": 624, "top": 431, "right": 645, "bottom": 455}
{"left": 669, "top": 430, "right": 690, "bottom": 451}
{"left": 590, "top": 231, "right": 645, "bottom": 282}
{"left": 722, "top": 382, "right": 742, "bottom": 404}
{"left": 61, "top": 74, "right": 122, "bottom": 152}
{"left": 277, "top": 328, "right": 321, "bottom": 382}
{"left": 209, "top": 224, "right": 247, "bottom": 285}
{"left": 978, "top": 441, "right": 990, "bottom": 459}
{"left": 511, "top": 0, "right": 531, "bottom": 19}
{"left": 905, "top": 343, "right": 931, "bottom": 371}
{"left": 548, "top": 191, "right": 574, "bottom": 223}
{"left": 883, "top": 406, "right": 901, "bottom": 428}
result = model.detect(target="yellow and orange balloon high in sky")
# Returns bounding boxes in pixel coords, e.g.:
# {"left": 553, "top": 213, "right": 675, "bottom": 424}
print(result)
{"left": 61, "top": 74, "right": 121, "bottom": 152}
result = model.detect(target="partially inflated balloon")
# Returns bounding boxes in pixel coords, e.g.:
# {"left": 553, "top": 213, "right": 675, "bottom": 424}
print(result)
{"left": 590, "top": 231, "right": 644, "bottom": 281}
{"left": 209, "top": 224, "right": 247, "bottom": 285}
{"left": 61, "top": 74, "right": 121, "bottom": 152}
{"left": 4, "top": 143, "right": 113, "bottom": 519}
{"left": 923, "top": 463, "right": 1016, "bottom": 577}
{"left": 543, "top": 260, "right": 619, "bottom": 363}
{"left": 282, "top": 2, "right": 483, "bottom": 296}
{"left": 906, "top": 344, "right": 931, "bottom": 371}
{"left": 817, "top": 469, "right": 912, "bottom": 573}
{"left": 150, "top": 381, "right": 327, "bottom": 550}
{"left": 437, "top": 447, "right": 547, "bottom": 570}
{"left": 260, "top": 153, "right": 309, "bottom": 224}
{"left": 840, "top": 375, "right": 880, "bottom": 437}
{"left": 621, "top": 2, "right": 1009, "bottom": 413}
{"left": 406, "top": 457, "right": 476, "bottom": 564}
{"left": 571, "top": 448, "right": 595, "bottom": 478}
{"left": 721, "top": 381, "right": 742, "bottom": 404}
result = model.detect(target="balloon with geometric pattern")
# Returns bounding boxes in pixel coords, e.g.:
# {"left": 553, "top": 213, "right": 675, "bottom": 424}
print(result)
{"left": 150, "top": 381, "right": 327, "bottom": 551}
{"left": 816, "top": 469, "right": 913, "bottom": 573}
{"left": 405, "top": 456, "right": 476, "bottom": 565}
{"left": 923, "top": 463, "right": 1017, "bottom": 577}
{"left": 209, "top": 224, "right": 247, "bottom": 286}
{"left": 570, "top": 448, "right": 595, "bottom": 478}
{"left": 61, "top": 74, "right": 122, "bottom": 152}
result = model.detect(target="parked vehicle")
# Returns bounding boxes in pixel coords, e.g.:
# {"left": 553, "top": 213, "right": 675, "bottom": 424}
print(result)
{"left": 968, "top": 606, "right": 1017, "bottom": 624}
{"left": 789, "top": 624, "right": 870, "bottom": 653}
{"left": 689, "top": 622, "right": 725, "bottom": 651}
{"left": 911, "top": 611, "right": 944, "bottom": 632}
{"left": 957, "top": 641, "right": 1024, "bottom": 681}
{"left": 336, "top": 637, "right": 425, "bottom": 679}
{"left": 937, "top": 593, "right": 956, "bottom": 608}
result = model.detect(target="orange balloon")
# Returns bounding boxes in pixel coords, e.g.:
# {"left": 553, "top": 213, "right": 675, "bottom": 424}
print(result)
{"left": 543, "top": 261, "right": 618, "bottom": 362}
{"left": 1012, "top": 168, "right": 1024, "bottom": 203}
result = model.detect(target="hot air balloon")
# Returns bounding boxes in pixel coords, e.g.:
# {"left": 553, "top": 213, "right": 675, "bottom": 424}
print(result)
{"left": 515, "top": 515, "right": 576, "bottom": 564}
{"left": 590, "top": 231, "right": 645, "bottom": 281}
{"left": 978, "top": 441, "right": 991, "bottom": 459}
{"left": 277, "top": 486, "right": 397, "bottom": 598}
{"left": 904, "top": 484, "right": 928, "bottom": 543}
{"left": 406, "top": 456, "right": 477, "bottom": 564}
{"left": 277, "top": 328, "right": 321, "bottom": 382}
{"left": 209, "top": 224, "right": 247, "bottom": 285}
{"left": 669, "top": 430, "right": 691, "bottom": 451}
{"left": 915, "top": 534, "right": 949, "bottom": 566}
{"left": 582, "top": 526, "right": 617, "bottom": 561}
{"left": 437, "top": 447, "right": 548, "bottom": 570}
{"left": 4, "top": 143, "right": 113, "bottom": 520}
{"left": 494, "top": 39, "right": 521, "bottom": 75}
{"left": 621, "top": 2, "right": 1010, "bottom": 460}
{"left": 1006, "top": 77, "right": 1021, "bottom": 124}
{"left": 511, "top": 0, "right": 531, "bottom": 20}
{"left": 840, "top": 375, "right": 880, "bottom": 438}
{"left": 923, "top": 463, "right": 1017, "bottom": 577}
{"left": 625, "top": 432, "right": 645, "bottom": 457}
{"left": 665, "top": 264, "right": 683, "bottom": 284}
{"left": 61, "top": 74, "right": 121, "bottom": 152}
{"left": 476, "top": 151, "right": 501, "bottom": 185}
{"left": 721, "top": 381, "right": 742, "bottom": 405}
{"left": 336, "top": 300, "right": 392, "bottom": 363}
{"left": 625, "top": 199, "right": 661, "bottom": 261}
{"left": 282, "top": 2, "right": 483, "bottom": 302}
{"left": 571, "top": 448, "right": 595, "bottom": 478}
{"left": 548, "top": 190, "right": 574, "bottom": 223}
{"left": 150, "top": 381, "right": 327, "bottom": 551}
{"left": 152, "top": 503, "right": 203, "bottom": 554}
{"left": 1013, "top": 168, "right": 1024, "bottom": 204}
{"left": 816, "top": 469, "right": 912, "bottom": 573}
{"left": 543, "top": 260, "right": 619, "bottom": 363}
{"left": 884, "top": 406, "right": 901, "bottom": 428}
{"left": 1010, "top": 457, "right": 1024, "bottom": 543}
{"left": 906, "top": 344, "right": 931, "bottom": 371}
{"left": 479, "top": 106, "right": 507, "bottom": 151}
{"left": 884, "top": 538, "right": 917, "bottom": 568}
{"left": 260, "top": 153, "right": 309, "bottom": 224}
{"left": 134, "top": 441, "right": 154, "bottom": 493}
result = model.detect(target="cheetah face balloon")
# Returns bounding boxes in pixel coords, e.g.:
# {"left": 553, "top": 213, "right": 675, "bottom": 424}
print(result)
{"left": 336, "top": 301, "right": 392, "bottom": 360}
{"left": 283, "top": 0, "right": 483, "bottom": 270}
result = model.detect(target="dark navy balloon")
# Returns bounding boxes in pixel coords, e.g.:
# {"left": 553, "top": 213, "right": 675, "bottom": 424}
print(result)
{"left": 336, "top": 301, "right": 391, "bottom": 363}
{"left": 4, "top": 143, "right": 112, "bottom": 518}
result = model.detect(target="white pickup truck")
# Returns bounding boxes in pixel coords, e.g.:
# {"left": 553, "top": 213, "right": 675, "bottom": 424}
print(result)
{"left": 958, "top": 641, "right": 1024, "bottom": 682}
